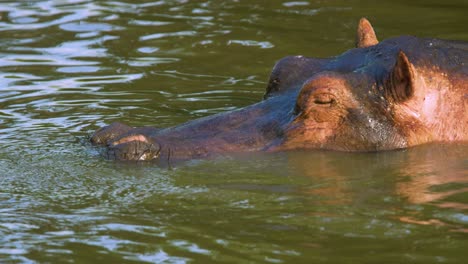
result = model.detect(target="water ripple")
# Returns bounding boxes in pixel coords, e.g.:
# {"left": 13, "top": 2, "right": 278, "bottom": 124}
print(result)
{"left": 0, "top": 0, "right": 467, "bottom": 263}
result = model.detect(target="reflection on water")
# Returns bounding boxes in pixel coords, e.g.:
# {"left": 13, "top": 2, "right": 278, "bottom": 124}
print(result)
{"left": 283, "top": 145, "right": 468, "bottom": 231}
{"left": 0, "top": 0, "right": 467, "bottom": 263}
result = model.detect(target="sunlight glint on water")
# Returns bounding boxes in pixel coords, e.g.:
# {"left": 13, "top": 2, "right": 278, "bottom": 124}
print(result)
{"left": 0, "top": 0, "right": 467, "bottom": 263}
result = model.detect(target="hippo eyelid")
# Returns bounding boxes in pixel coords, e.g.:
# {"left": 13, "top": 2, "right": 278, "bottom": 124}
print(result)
{"left": 313, "top": 93, "right": 335, "bottom": 105}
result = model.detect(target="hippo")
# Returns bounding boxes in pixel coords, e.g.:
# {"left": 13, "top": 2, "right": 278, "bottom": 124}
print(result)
{"left": 90, "top": 18, "right": 467, "bottom": 163}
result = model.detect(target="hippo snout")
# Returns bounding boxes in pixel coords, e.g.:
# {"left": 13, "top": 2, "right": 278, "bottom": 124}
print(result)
{"left": 91, "top": 122, "right": 164, "bottom": 161}
{"left": 106, "top": 137, "right": 161, "bottom": 161}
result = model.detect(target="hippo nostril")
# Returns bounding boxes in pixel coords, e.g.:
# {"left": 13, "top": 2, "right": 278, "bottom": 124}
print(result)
{"left": 90, "top": 136, "right": 100, "bottom": 144}
{"left": 90, "top": 133, "right": 105, "bottom": 145}
{"left": 270, "top": 78, "right": 280, "bottom": 92}
{"left": 138, "top": 144, "right": 161, "bottom": 161}
{"left": 264, "top": 78, "right": 281, "bottom": 99}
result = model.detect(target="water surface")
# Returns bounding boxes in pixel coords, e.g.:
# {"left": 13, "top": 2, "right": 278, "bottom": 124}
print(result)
{"left": 0, "top": 0, "right": 467, "bottom": 263}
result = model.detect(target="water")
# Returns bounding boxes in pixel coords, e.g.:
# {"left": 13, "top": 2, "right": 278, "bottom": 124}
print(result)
{"left": 0, "top": 0, "right": 467, "bottom": 263}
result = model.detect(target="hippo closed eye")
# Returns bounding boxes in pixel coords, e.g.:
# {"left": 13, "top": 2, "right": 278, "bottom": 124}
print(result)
{"left": 90, "top": 18, "right": 467, "bottom": 163}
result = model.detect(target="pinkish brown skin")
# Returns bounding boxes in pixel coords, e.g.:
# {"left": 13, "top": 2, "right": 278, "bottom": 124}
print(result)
{"left": 277, "top": 50, "right": 467, "bottom": 151}
{"left": 393, "top": 64, "right": 467, "bottom": 145}
{"left": 91, "top": 18, "right": 467, "bottom": 163}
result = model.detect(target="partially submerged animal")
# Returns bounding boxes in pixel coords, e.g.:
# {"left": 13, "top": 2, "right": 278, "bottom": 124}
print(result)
{"left": 91, "top": 18, "right": 467, "bottom": 162}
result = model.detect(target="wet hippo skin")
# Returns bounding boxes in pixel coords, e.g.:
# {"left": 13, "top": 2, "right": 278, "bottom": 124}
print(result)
{"left": 90, "top": 18, "right": 467, "bottom": 162}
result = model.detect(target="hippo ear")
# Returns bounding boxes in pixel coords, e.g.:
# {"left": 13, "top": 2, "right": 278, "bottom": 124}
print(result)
{"left": 384, "top": 50, "right": 416, "bottom": 103}
{"left": 356, "top": 18, "right": 379, "bottom": 48}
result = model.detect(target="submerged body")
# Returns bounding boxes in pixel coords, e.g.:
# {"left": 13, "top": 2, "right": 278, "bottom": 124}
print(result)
{"left": 91, "top": 18, "right": 467, "bottom": 162}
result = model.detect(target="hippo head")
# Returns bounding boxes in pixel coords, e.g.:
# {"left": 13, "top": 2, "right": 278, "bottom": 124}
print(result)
{"left": 265, "top": 18, "right": 417, "bottom": 152}
{"left": 269, "top": 55, "right": 415, "bottom": 152}
{"left": 91, "top": 18, "right": 444, "bottom": 162}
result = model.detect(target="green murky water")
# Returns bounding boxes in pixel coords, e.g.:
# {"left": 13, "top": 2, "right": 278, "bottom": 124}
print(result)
{"left": 0, "top": 0, "right": 467, "bottom": 263}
